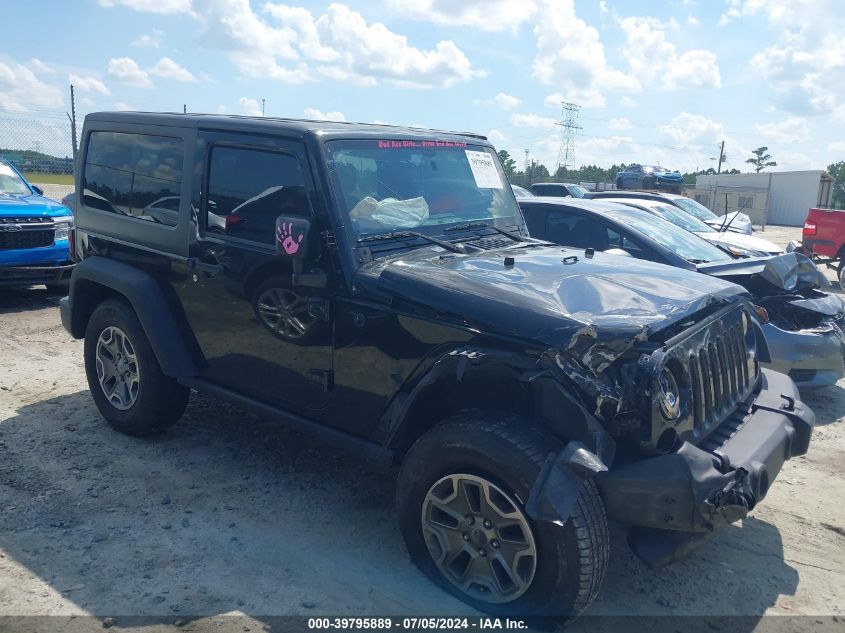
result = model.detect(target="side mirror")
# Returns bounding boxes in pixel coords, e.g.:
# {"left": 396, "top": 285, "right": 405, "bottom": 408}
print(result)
{"left": 275, "top": 215, "right": 311, "bottom": 259}
{"left": 31, "top": 185, "right": 44, "bottom": 196}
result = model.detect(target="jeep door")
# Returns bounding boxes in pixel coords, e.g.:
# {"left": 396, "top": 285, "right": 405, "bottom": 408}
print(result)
{"left": 172, "top": 132, "right": 333, "bottom": 411}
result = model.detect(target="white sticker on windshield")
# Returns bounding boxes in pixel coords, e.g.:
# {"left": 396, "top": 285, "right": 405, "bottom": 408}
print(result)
{"left": 465, "top": 150, "right": 503, "bottom": 189}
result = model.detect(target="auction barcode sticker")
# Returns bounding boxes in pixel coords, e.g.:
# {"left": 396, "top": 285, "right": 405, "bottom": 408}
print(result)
{"left": 465, "top": 150, "right": 503, "bottom": 189}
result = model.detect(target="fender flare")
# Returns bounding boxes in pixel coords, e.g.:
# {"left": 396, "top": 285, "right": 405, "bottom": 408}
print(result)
{"left": 382, "top": 346, "right": 616, "bottom": 525}
{"left": 67, "top": 256, "right": 203, "bottom": 378}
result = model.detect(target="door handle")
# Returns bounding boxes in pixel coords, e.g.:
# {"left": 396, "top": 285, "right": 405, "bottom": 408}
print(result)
{"left": 186, "top": 258, "right": 224, "bottom": 275}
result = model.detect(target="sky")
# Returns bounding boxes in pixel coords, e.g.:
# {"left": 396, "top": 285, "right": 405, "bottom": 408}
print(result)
{"left": 1, "top": 0, "right": 844, "bottom": 174}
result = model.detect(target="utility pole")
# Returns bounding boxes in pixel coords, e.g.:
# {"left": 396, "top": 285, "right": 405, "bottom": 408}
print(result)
{"left": 67, "top": 84, "right": 78, "bottom": 166}
{"left": 261, "top": 99, "right": 266, "bottom": 117}
{"left": 556, "top": 101, "right": 582, "bottom": 173}
{"left": 183, "top": 104, "right": 187, "bottom": 114}
{"left": 524, "top": 149, "right": 530, "bottom": 184}
{"left": 717, "top": 140, "right": 725, "bottom": 174}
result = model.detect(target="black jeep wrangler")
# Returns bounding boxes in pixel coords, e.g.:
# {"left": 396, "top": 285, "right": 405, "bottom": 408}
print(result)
{"left": 61, "top": 112, "right": 814, "bottom": 619}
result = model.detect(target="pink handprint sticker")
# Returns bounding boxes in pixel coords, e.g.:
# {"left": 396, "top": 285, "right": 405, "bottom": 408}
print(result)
{"left": 278, "top": 222, "right": 304, "bottom": 255}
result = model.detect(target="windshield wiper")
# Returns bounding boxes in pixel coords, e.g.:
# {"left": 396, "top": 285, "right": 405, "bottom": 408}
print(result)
{"left": 719, "top": 201, "right": 749, "bottom": 233}
{"left": 444, "top": 221, "right": 528, "bottom": 242}
{"left": 358, "top": 230, "right": 465, "bottom": 253}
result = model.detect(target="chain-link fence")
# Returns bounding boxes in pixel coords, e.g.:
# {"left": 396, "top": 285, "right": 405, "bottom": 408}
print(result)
{"left": 0, "top": 108, "right": 76, "bottom": 202}
{"left": 687, "top": 184, "right": 770, "bottom": 229}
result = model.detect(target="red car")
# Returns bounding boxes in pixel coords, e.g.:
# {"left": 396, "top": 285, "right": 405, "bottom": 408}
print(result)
{"left": 802, "top": 207, "right": 845, "bottom": 287}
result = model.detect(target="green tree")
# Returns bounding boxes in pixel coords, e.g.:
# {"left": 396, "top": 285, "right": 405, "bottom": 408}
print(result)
{"left": 497, "top": 150, "right": 517, "bottom": 177}
{"left": 746, "top": 147, "right": 777, "bottom": 173}
{"left": 828, "top": 161, "right": 845, "bottom": 208}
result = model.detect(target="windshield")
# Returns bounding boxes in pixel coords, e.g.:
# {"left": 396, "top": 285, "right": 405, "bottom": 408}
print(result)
{"left": 0, "top": 163, "right": 32, "bottom": 195}
{"left": 607, "top": 206, "right": 731, "bottom": 263}
{"left": 511, "top": 185, "right": 533, "bottom": 198}
{"left": 642, "top": 202, "right": 715, "bottom": 233}
{"left": 326, "top": 140, "right": 520, "bottom": 237}
{"left": 673, "top": 196, "right": 718, "bottom": 222}
{"left": 568, "top": 184, "right": 587, "bottom": 198}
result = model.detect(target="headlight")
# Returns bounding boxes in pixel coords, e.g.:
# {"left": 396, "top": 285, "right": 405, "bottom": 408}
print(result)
{"left": 657, "top": 367, "right": 681, "bottom": 421}
{"left": 53, "top": 215, "right": 74, "bottom": 241}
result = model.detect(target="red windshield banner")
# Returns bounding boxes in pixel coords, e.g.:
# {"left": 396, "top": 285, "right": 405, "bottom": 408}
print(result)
{"left": 376, "top": 140, "right": 468, "bottom": 149}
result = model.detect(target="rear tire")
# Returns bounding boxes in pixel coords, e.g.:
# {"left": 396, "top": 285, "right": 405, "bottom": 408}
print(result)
{"left": 396, "top": 412, "right": 609, "bottom": 620}
{"left": 615, "top": 178, "right": 623, "bottom": 190}
{"left": 84, "top": 298, "right": 189, "bottom": 436}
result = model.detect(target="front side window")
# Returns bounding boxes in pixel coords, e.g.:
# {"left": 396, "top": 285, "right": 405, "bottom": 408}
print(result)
{"left": 83, "top": 132, "right": 184, "bottom": 226}
{"left": 544, "top": 211, "right": 606, "bottom": 249}
{"left": 326, "top": 140, "right": 520, "bottom": 237}
{"left": 205, "top": 146, "right": 309, "bottom": 245}
{"left": 0, "top": 162, "right": 31, "bottom": 195}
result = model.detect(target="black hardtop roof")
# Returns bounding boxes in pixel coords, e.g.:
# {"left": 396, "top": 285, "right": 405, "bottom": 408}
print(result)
{"left": 84, "top": 111, "right": 488, "bottom": 142}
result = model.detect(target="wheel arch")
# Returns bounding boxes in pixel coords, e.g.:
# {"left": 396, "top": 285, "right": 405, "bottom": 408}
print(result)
{"left": 67, "top": 256, "right": 203, "bottom": 378}
{"left": 381, "top": 347, "right": 615, "bottom": 468}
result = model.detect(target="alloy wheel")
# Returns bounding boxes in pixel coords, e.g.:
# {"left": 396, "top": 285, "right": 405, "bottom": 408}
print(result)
{"left": 421, "top": 473, "right": 537, "bottom": 604}
{"left": 256, "top": 287, "right": 315, "bottom": 340}
{"left": 95, "top": 326, "right": 140, "bottom": 410}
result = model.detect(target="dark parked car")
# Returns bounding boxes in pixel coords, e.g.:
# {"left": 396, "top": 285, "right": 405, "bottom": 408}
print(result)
{"left": 61, "top": 112, "right": 814, "bottom": 619}
{"left": 519, "top": 197, "right": 845, "bottom": 387}
{"left": 615, "top": 164, "right": 682, "bottom": 192}
{"left": 529, "top": 182, "right": 587, "bottom": 198}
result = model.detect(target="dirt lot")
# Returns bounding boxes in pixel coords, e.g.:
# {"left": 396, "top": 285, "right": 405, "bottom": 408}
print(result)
{"left": 0, "top": 225, "right": 843, "bottom": 632}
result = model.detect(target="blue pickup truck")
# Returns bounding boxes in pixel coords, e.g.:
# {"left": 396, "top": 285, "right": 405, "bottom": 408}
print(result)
{"left": 0, "top": 158, "right": 74, "bottom": 292}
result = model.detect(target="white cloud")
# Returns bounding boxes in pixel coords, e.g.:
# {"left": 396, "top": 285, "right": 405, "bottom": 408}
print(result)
{"left": 0, "top": 60, "right": 63, "bottom": 111}
{"left": 544, "top": 89, "right": 605, "bottom": 110}
{"left": 107, "top": 57, "right": 153, "bottom": 87}
{"left": 69, "top": 73, "right": 111, "bottom": 95}
{"left": 608, "top": 117, "right": 631, "bottom": 130}
{"left": 510, "top": 113, "right": 557, "bottom": 128}
{"left": 487, "top": 129, "right": 506, "bottom": 142}
{"left": 132, "top": 29, "right": 164, "bottom": 47}
{"left": 532, "top": 0, "right": 637, "bottom": 109}
{"left": 98, "top": 0, "right": 192, "bottom": 14}
{"left": 29, "top": 58, "right": 54, "bottom": 74}
{"left": 617, "top": 16, "right": 721, "bottom": 90}
{"left": 687, "top": 15, "right": 700, "bottom": 26}
{"left": 150, "top": 57, "right": 197, "bottom": 82}
{"left": 303, "top": 108, "right": 346, "bottom": 122}
{"left": 114, "top": 101, "right": 136, "bottom": 111}
{"left": 184, "top": 0, "right": 484, "bottom": 89}
{"left": 619, "top": 96, "right": 637, "bottom": 108}
{"left": 493, "top": 93, "right": 521, "bottom": 110}
{"left": 385, "top": 0, "right": 537, "bottom": 32}
{"left": 753, "top": 117, "right": 812, "bottom": 144}
{"left": 827, "top": 141, "right": 845, "bottom": 155}
{"left": 239, "top": 97, "right": 262, "bottom": 116}
{"left": 725, "top": 1, "right": 845, "bottom": 117}
{"left": 658, "top": 111, "right": 725, "bottom": 146}
{"left": 215, "top": 104, "right": 227, "bottom": 113}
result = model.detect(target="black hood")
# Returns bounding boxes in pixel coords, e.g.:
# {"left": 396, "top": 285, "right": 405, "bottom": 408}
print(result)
{"left": 358, "top": 244, "right": 745, "bottom": 358}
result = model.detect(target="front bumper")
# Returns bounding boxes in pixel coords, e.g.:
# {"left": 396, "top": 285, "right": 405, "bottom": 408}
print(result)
{"left": 597, "top": 369, "right": 813, "bottom": 535}
{"left": 0, "top": 262, "right": 74, "bottom": 286}
{"left": 760, "top": 321, "right": 845, "bottom": 387}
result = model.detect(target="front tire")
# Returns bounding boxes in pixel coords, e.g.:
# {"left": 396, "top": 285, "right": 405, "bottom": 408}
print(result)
{"left": 84, "top": 298, "right": 189, "bottom": 436}
{"left": 397, "top": 412, "right": 609, "bottom": 620}
{"left": 615, "top": 178, "right": 623, "bottom": 190}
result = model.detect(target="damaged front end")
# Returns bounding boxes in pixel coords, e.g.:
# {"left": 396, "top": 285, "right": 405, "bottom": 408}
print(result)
{"left": 526, "top": 301, "right": 815, "bottom": 569}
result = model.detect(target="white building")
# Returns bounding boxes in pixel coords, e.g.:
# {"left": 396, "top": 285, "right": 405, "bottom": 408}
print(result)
{"left": 691, "top": 170, "right": 834, "bottom": 227}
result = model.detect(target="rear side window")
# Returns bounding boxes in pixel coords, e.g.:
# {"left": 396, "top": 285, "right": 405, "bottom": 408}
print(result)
{"left": 82, "top": 132, "right": 184, "bottom": 226}
{"left": 205, "top": 146, "right": 309, "bottom": 246}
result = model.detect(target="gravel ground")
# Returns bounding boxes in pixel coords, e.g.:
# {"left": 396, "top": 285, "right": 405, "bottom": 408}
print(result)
{"left": 0, "top": 226, "right": 843, "bottom": 632}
